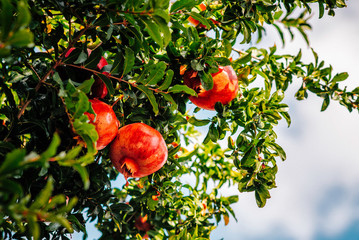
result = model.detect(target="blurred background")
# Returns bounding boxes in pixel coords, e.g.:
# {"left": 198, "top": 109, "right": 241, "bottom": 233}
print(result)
{"left": 211, "top": 1, "right": 359, "bottom": 239}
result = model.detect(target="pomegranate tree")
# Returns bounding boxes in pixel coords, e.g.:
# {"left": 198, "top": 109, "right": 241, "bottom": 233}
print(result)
{"left": 109, "top": 123, "right": 168, "bottom": 179}
{"left": 84, "top": 99, "right": 119, "bottom": 150}
{"left": 183, "top": 65, "right": 239, "bottom": 110}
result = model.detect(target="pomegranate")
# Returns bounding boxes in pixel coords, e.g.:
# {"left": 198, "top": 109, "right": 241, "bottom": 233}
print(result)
{"left": 84, "top": 99, "right": 119, "bottom": 150}
{"left": 183, "top": 65, "right": 239, "bottom": 110}
{"left": 109, "top": 123, "right": 168, "bottom": 179}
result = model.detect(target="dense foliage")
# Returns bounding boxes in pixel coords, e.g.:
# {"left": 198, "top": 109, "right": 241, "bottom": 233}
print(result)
{"left": 0, "top": 0, "right": 354, "bottom": 239}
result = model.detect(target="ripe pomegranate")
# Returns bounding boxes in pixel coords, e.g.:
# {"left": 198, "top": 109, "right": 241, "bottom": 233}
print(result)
{"left": 84, "top": 99, "right": 119, "bottom": 150}
{"left": 109, "top": 123, "right": 168, "bottom": 179}
{"left": 183, "top": 65, "right": 239, "bottom": 110}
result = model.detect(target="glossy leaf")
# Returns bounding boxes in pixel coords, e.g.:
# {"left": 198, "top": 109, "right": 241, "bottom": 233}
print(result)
{"left": 136, "top": 85, "right": 159, "bottom": 115}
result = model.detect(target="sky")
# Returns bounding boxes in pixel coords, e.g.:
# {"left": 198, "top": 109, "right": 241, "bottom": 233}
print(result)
{"left": 80, "top": 1, "right": 359, "bottom": 240}
{"left": 211, "top": 1, "right": 359, "bottom": 240}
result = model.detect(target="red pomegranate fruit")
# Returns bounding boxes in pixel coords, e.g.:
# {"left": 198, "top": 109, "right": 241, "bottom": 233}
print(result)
{"left": 183, "top": 65, "right": 239, "bottom": 110}
{"left": 109, "top": 123, "right": 168, "bottom": 179}
{"left": 84, "top": 99, "right": 119, "bottom": 150}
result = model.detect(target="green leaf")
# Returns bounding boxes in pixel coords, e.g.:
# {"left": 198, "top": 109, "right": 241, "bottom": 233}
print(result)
{"left": 85, "top": 47, "right": 103, "bottom": 69}
{"left": 241, "top": 146, "right": 256, "bottom": 167}
{"left": 0, "top": 148, "right": 26, "bottom": 176}
{"left": 170, "top": 0, "right": 199, "bottom": 13}
{"left": 280, "top": 111, "right": 291, "bottom": 127}
{"left": 153, "top": 14, "right": 171, "bottom": 47}
{"left": 236, "top": 51, "right": 252, "bottom": 64}
{"left": 7, "top": 28, "right": 33, "bottom": 47}
{"left": 0, "top": 0, "right": 14, "bottom": 39}
{"left": 223, "top": 39, "right": 232, "bottom": 58}
{"left": 188, "top": 117, "right": 210, "bottom": 126}
{"left": 187, "top": 12, "right": 210, "bottom": 29}
{"left": 110, "top": 202, "right": 133, "bottom": 212}
{"left": 214, "top": 57, "right": 231, "bottom": 66}
{"left": 72, "top": 119, "right": 98, "bottom": 153}
{"left": 136, "top": 85, "right": 159, "bottom": 115}
{"left": 38, "top": 133, "right": 61, "bottom": 163}
{"left": 30, "top": 176, "right": 54, "bottom": 210}
{"left": 208, "top": 124, "right": 219, "bottom": 142}
{"left": 67, "top": 214, "right": 87, "bottom": 233}
{"left": 158, "top": 70, "right": 174, "bottom": 90}
{"left": 321, "top": 94, "right": 330, "bottom": 111}
{"left": 122, "top": 48, "right": 135, "bottom": 77}
{"left": 352, "top": 87, "right": 359, "bottom": 94}
{"left": 73, "top": 164, "right": 90, "bottom": 190}
{"left": 255, "top": 184, "right": 271, "bottom": 208}
{"left": 73, "top": 50, "right": 88, "bottom": 65}
{"left": 318, "top": 1, "right": 325, "bottom": 18}
{"left": 140, "top": 18, "right": 163, "bottom": 48}
{"left": 147, "top": 196, "right": 159, "bottom": 211}
{"left": 145, "top": 61, "right": 167, "bottom": 85}
{"left": 273, "top": 24, "right": 285, "bottom": 46}
{"left": 110, "top": 51, "right": 124, "bottom": 75}
{"left": 273, "top": 10, "right": 283, "bottom": 20}
{"left": 96, "top": 72, "right": 115, "bottom": 96}
{"left": 77, "top": 78, "right": 95, "bottom": 94}
{"left": 27, "top": 214, "right": 40, "bottom": 240}
{"left": 160, "top": 92, "right": 177, "bottom": 111}
{"left": 269, "top": 142, "right": 286, "bottom": 161}
{"left": 228, "top": 136, "right": 235, "bottom": 150}
{"left": 331, "top": 72, "right": 349, "bottom": 84}
{"left": 73, "top": 91, "right": 90, "bottom": 119}
{"left": 199, "top": 71, "right": 213, "bottom": 91}
{"left": 168, "top": 84, "right": 197, "bottom": 96}
{"left": 0, "top": 179, "right": 23, "bottom": 196}
{"left": 57, "top": 146, "right": 82, "bottom": 164}
{"left": 16, "top": 1, "right": 32, "bottom": 27}
{"left": 50, "top": 214, "right": 74, "bottom": 233}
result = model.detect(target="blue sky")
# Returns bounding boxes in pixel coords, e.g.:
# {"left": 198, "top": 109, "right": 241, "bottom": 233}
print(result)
{"left": 79, "top": 1, "right": 359, "bottom": 240}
